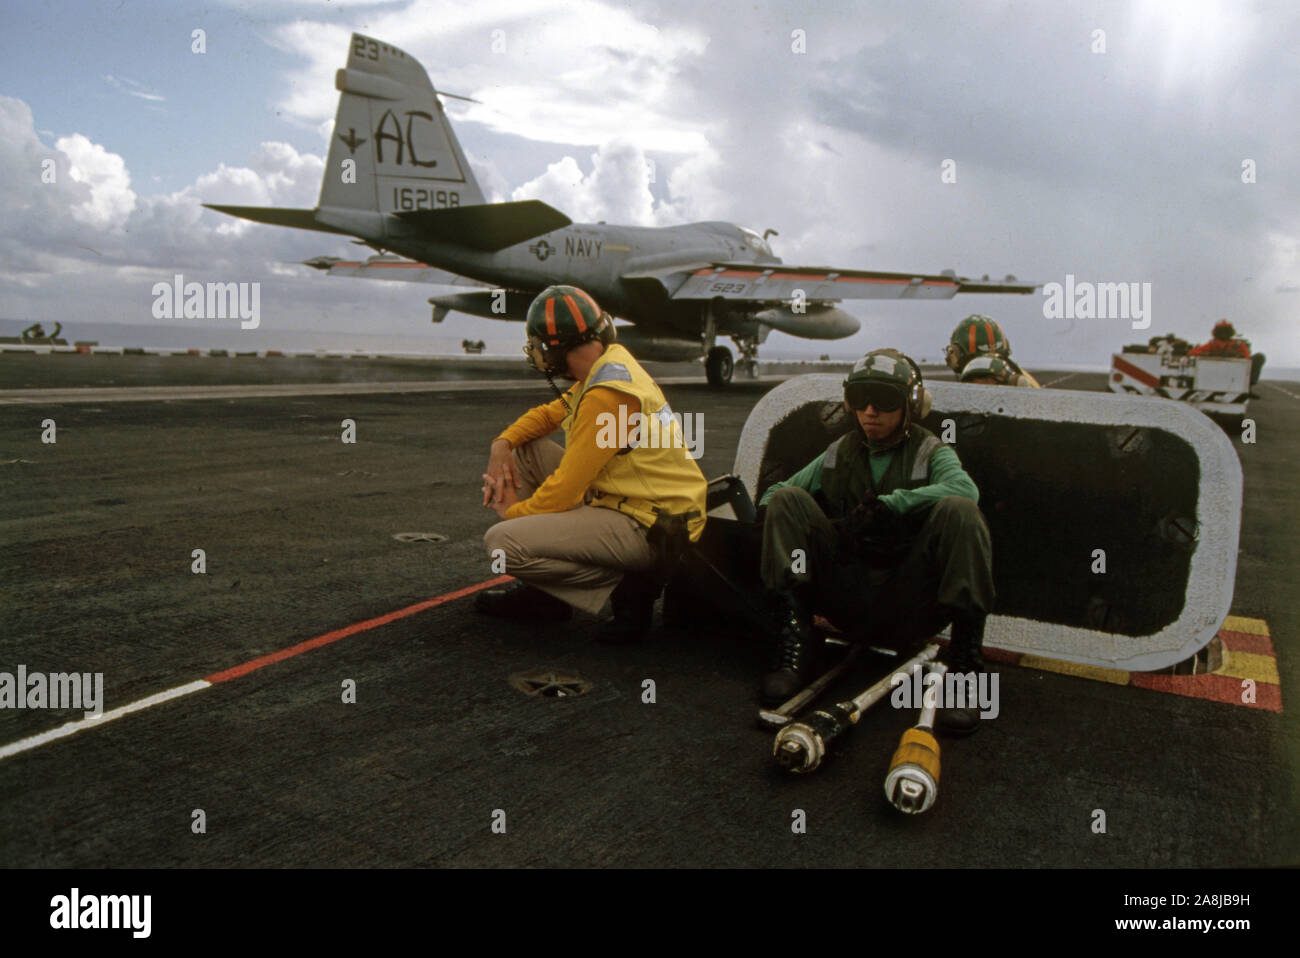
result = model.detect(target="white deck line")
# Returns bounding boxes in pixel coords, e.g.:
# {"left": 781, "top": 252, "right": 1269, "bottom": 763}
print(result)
{"left": 0, "top": 680, "right": 211, "bottom": 761}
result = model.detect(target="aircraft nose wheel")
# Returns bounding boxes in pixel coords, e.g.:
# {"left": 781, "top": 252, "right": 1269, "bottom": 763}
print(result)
{"left": 706, "top": 346, "right": 734, "bottom": 386}
{"left": 736, "top": 337, "right": 760, "bottom": 379}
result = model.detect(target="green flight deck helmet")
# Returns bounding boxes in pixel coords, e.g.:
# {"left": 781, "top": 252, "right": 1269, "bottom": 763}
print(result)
{"left": 946, "top": 314, "right": 1011, "bottom": 373}
{"left": 959, "top": 354, "right": 1016, "bottom": 384}
{"left": 842, "top": 348, "right": 930, "bottom": 444}
{"left": 524, "top": 285, "right": 616, "bottom": 378}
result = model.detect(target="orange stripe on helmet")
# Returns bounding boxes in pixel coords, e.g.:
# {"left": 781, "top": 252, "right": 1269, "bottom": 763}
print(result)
{"left": 563, "top": 295, "right": 588, "bottom": 333}
{"left": 969, "top": 324, "right": 977, "bottom": 354}
{"left": 545, "top": 298, "right": 558, "bottom": 343}
{"left": 573, "top": 287, "right": 602, "bottom": 318}
{"left": 984, "top": 322, "right": 994, "bottom": 349}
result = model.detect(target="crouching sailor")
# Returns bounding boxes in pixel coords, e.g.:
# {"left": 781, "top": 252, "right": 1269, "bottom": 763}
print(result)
{"left": 477, "top": 285, "right": 706, "bottom": 641}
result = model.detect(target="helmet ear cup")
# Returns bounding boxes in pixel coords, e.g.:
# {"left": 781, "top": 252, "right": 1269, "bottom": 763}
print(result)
{"left": 894, "top": 352, "right": 926, "bottom": 420}
{"left": 944, "top": 343, "right": 966, "bottom": 373}
{"left": 597, "top": 313, "right": 617, "bottom": 346}
{"left": 916, "top": 386, "right": 932, "bottom": 420}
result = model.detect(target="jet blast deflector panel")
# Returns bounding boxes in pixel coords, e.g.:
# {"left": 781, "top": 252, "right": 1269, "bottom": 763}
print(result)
{"left": 733, "top": 376, "right": 1242, "bottom": 672}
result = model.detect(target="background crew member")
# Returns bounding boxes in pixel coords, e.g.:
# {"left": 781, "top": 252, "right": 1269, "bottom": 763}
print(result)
{"left": 945, "top": 314, "right": 1041, "bottom": 388}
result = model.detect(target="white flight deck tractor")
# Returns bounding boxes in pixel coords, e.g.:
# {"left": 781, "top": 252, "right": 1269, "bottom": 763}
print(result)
{"left": 1109, "top": 349, "right": 1252, "bottom": 418}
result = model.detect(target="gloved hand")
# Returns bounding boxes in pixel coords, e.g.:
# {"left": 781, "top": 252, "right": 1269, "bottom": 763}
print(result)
{"left": 833, "top": 493, "right": 903, "bottom": 560}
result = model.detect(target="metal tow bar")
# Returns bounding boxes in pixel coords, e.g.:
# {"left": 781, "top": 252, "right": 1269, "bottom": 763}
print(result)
{"left": 772, "top": 643, "right": 939, "bottom": 774}
{"left": 884, "top": 661, "right": 946, "bottom": 814}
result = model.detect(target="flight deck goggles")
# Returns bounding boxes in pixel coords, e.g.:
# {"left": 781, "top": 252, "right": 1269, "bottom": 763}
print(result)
{"left": 844, "top": 382, "right": 905, "bottom": 412}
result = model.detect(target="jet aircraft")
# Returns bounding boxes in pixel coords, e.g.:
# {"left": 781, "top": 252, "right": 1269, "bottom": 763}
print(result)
{"left": 208, "top": 33, "right": 1039, "bottom": 385}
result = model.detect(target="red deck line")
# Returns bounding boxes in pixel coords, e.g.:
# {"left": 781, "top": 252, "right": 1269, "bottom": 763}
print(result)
{"left": 204, "top": 575, "right": 512, "bottom": 684}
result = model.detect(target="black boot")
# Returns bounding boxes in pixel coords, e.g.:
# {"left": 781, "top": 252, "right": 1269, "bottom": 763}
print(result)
{"left": 759, "top": 590, "right": 819, "bottom": 706}
{"left": 937, "top": 611, "right": 987, "bottom": 737}
{"left": 474, "top": 581, "right": 572, "bottom": 620}
{"left": 597, "top": 570, "right": 660, "bottom": 644}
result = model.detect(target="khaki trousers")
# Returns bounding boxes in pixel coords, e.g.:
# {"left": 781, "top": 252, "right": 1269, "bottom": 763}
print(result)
{"left": 483, "top": 438, "right": 655, "bottom": 615}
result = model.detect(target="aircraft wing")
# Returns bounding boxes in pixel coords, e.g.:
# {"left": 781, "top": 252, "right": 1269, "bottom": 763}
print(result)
{"left": 656, "top": 263, "right": 1039, "bottom": 302}
{"left": 301, "top": 255, "right": 491, "bottom": 287}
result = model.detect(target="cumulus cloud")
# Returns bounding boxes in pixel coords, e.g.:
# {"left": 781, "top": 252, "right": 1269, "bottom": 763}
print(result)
{"left": 511, "top": 140, "right": 659, "bottom": 225}
{"left": 0, "top": 97, "right": 116, "bottom": 267}
{"left": 191, "top": 143, "right": 324, "bottom": 212}
{"left": 0, "top": 94, "right": 324, "bottom": 265}
{"left": 54, "top": 133, "right": 137, "bottom": 230}
{"left": 270, "top": 0, "right": 711, "bottom": 152}
{"left": 0, "top": 96, "right": 363, "bottom": 329}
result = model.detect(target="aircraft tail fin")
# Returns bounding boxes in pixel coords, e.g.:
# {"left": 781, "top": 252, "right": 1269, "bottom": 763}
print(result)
{"left": 320, "top": 34, "right": 486, "bottom": 220}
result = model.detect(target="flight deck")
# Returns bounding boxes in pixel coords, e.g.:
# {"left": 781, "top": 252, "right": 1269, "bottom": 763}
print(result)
{"left": 0, "top": 356, "right": 1295, "bottom": 868}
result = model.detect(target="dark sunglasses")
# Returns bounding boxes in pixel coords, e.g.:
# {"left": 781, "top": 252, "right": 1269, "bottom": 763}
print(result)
{"left": 844, "top": 382, "right": 905, "bottom": 412}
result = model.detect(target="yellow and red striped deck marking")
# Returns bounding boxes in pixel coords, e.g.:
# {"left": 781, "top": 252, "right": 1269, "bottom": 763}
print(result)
{"left": 820, "top": 615, "right": 1282, "bottom": 712}
{"left": 1024, "top": 617, "right": 1281, "bottom": 712}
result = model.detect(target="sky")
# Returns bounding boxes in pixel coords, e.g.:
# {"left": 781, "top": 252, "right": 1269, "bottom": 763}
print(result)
{"left": 0, "top": 0, "right": 1297, "bottom": 366}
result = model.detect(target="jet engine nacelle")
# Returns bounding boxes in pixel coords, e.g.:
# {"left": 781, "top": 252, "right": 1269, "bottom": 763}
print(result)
{"left": 428, "top": 290, "right": 533, "bottom": 322}
{"left": 614, "top": 325, "right": 705, "bottom": 362}
{"left": 752, "top": 304, "right": 860, "bottom": 340}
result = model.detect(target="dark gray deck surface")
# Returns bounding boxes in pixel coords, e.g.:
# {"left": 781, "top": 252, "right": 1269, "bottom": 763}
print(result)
{"left": 1, "top": 357, "right": 1295, "bottom": 867}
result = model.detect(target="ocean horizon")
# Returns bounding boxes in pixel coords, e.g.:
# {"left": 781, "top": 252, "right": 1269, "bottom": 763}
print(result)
{"left": 3, "top": 319, "right": 1294, "bottom": 380}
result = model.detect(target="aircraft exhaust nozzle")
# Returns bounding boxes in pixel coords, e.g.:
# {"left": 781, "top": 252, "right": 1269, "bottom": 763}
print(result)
{"left": 427, "top": 290, "right": 533, "bottom": 321}
{"left": 753, "top": 304, "right": 860, "bottom": 340}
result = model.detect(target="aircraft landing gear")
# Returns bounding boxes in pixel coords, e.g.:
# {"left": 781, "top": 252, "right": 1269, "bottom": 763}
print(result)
{"left": 706, "top": 346, "right": 734, "bottom": 387}
{"left": 701, "top": 301, "right": 733, "bottom": 387}
{"left": 734, "top": 336, "right": 760, "bottom": 379}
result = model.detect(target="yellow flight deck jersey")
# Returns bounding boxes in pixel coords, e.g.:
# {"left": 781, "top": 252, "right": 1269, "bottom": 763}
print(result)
{"left": 496, "top": 344, "right": 707, "bottom": 541}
